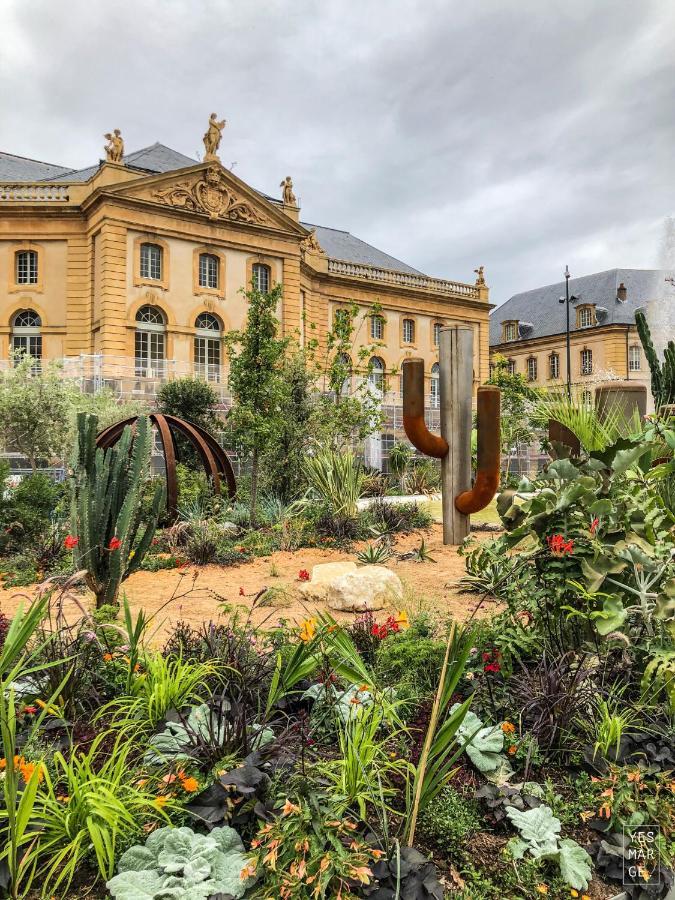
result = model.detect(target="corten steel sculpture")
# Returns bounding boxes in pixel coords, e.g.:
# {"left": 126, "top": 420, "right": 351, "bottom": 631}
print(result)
{"left": 401, "top": 326, "right": 501, "bottom": 545}
{"left": 96, "top": 414, "right": 236, "bottom": 520}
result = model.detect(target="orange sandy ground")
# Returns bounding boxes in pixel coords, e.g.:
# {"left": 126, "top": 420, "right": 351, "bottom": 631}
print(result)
{"left": 0, "top": 525, "right": 497, "bottom": 643}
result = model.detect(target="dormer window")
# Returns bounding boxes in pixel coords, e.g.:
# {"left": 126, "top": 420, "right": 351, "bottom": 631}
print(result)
{"left": 577, "top": 305, "right": 595, "bottom": 329}
{"left": 502, "top": 321, "right": 518, "bottom": 342}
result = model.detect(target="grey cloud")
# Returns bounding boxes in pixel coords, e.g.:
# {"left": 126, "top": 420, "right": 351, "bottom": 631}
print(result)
{"left": 1, "top": 0, "right": 674, "bottom": 304}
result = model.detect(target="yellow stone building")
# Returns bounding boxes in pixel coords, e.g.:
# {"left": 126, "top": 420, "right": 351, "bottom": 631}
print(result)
{"left": 0, "top": 129, "right": 490, "bottom": 416}
{"left": 488, "top": 269, "right": 675, "bottom": 410}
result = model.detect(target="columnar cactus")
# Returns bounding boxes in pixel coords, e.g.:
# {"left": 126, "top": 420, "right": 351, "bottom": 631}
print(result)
{"left": 635, "top": 310, "right": 675, "bottom": 412}
{"left": 70, "top": 413, "right": 165, "bottom": 607}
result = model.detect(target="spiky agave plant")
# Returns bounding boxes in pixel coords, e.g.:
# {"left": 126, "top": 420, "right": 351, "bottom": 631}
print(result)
{"left": 70, "top": 413, "right": 165, "bottom": 608}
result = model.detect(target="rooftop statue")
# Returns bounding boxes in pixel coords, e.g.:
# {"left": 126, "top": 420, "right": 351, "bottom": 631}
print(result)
{"left": 203, "top": 113, "right": 226, "bottom": 159}
{"left": 104, "top": 129, "right": 124, "bottom": 164}
{"left": 280, "top": 175, "right": 297, "bottom": 206}
{"left": 474, "top": 265, "right": 486, "bottom": 286}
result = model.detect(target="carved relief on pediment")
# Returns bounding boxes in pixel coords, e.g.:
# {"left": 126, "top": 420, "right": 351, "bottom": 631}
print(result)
{"left": 152, "top": 165, "right": 271, "bottom": 225}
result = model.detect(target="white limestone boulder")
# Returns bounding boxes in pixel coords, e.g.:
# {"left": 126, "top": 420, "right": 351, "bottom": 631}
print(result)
{"left": 297, "top": 561, "right": 358, "bottom": 602}
{"left": 326, "top": 565, "right": 403, "bottom": 612}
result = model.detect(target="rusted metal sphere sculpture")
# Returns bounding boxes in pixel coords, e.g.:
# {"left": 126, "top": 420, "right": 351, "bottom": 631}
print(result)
{"left": 96, "top": 414, "right": 236, "bottom": 519}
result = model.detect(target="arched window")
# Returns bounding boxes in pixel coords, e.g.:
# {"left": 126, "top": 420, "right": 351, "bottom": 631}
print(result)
{"left": 430, "top": 362, "right": 440, "bottom": 409}
{"left": 198, "top": 253, "right": 219, "bottom": 290}
{"left": 368, "top": 356, "right": 385, "bottom": 395}
{"left": 11, "top": 309, "right": 42, "bottom": 364}
{"left": 402, "top": 318, "right": 415, "bottom": 344}
{"left": 194, "top": 312, "right": 222, "bottom": 382}
{"left": 135, "top": 305, "right": 166, "bottom": 377}
{"left": 335, "top": 352, "right": 352, "bottom": 397}
{"left": 252, "top": 263, "right": 270, "bottom": 294}
{"left": 15, "top": 250, "right": 38, "bottom": 285}
{"left": 140, "top": 243, "right": 163, "bottom": 281}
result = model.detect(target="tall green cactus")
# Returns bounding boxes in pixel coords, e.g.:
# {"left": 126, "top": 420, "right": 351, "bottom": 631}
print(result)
{"left": 635, "top": 311, "right": 675, "bottom": 412}
{"left": 70, "top": 413, "right": 165, "bottom": 608}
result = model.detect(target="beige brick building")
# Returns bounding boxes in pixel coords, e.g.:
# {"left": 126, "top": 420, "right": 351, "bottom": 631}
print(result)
{"left": 0, "top": 135, "right": 491, "bottom": 418}
{"left": 489, "top": 269, "right": 675, "bottom": 410}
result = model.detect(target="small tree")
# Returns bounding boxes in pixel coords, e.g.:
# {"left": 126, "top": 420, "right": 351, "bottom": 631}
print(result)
{"left": 487, "top": 355, "right": 539, "bottom": 478}
{"left": 70, "top": 413, "right": 164, "bottom": 608}
{"left": 0, "top": 355, "right": 71, "bottom": 471}
{"left": 156, "top": 376, "right": 221, "bottom": 433}
{"left": 225, "top": 284, "right": 290, "bottom": 522}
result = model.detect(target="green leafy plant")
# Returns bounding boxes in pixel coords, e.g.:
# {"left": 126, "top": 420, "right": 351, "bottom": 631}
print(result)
{"left": 636, "top": 309, "right": 675, "bottom": 411}
{"left": 107, "top": 825, "right": 254, "bottom": 900}
{"left": 70, "top": 413, "right": 165, "bottom": 607}
{"left": 301, "top": 449, "right": 364, "bottom": 520}
{"left": 418, "top": 785, "right": 482, "bottom": 854}
{"left": 451, "top": 707, "right": 508, "bottom": 776}
{"left": 356, "top": 541, "right": 393, "bottom": 564}
{"left": 388, "top": 442, "right": 414, "bottom": 493}
{"left": 504, "top": 804, "right": 592, "bottom": 890}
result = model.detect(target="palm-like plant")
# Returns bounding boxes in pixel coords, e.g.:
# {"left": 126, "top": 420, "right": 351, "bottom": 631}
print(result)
{"left": 388, "top": 442, "right": 414, "bottom": 494}
{"left": 534, "top": 390, "right": 635, "bottom": 453}
{"left": 301, "top": 449, "right": 364, "bottom": 519}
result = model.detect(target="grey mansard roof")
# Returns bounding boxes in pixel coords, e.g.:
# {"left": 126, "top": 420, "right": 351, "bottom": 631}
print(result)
{"left": 490, "top": 268, "right": 675, "bottom": 345}
{"left": 0, "top": 143, "right": 421, "bottom": 274}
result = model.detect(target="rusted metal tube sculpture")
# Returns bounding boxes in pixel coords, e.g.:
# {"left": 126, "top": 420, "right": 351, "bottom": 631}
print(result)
{"left": 402, "top": 358, "right": 449, "bottom": 458}
{"left": 96, "top": 413, "right": 236, "bottom": 520}
{"left": 401, "top": 356, "right": 501, "bottom": 521}
{"left": 455, "top": 386, "right": 501, "bottom": 514}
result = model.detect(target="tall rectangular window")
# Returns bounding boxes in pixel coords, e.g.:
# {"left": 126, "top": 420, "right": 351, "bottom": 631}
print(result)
{"left": 507, "top": 359, "right": 516, "bottom": 375}
{"left": 628, "top": 345, "right": 641, "bottom": 371}
{"left": 578, "top": 306, "right": 594, "bottom": 328}
{"left": 252, "top": 263, "right": 270, "bottom": 293}
{"left": 140, "top": 243, "right": 162, "bottom": 280}
{"left": 199, "top": 253, "right": 219, "bottom": 289}
{"left": 433, "top": 323, "right": 442, "bottom": 347}
{"left": 527, "top": 357, "right": 537, "bottom": 382}
{"left": 581, "top": 348, "right": 593, "bottom": 376}
{"left": 503, "top": 322, "right": 517, "bottom": 341}
{"left": 402, "top": 318, "right": 415, "bottom": 343}
{"left": 370, "top": 315, "right": 384, "bottom": 340}
{"left": 15, "top": 250, "right": 38, "bottom": 285}
{"left": 549, "top": 353, "right": 560, "bottom": 379}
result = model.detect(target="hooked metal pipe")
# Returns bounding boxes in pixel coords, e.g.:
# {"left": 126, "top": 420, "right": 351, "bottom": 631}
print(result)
{"left": 401, "top": 358, "right": 501, "bottom": 515}
{"left": 402, "top": 358, "right": 449, "bottom": 458}
{"left": 455, "top": 386, "right": 501, "bottom": 514}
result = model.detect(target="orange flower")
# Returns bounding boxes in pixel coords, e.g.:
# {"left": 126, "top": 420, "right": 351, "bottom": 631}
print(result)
{"left": 180, "top": 776, "right": 199, "bottom": 792}
{"left": 358, "top": 684, "right": 370, "bottom": 692}
{"left": 281, "top": 798, "right": 301, "bottom": 816}
{"left": 102, "top": 653, "right": 113, "bottom": 662}
{"left": 319, "top": 856, "right": 331, "bottom": 872}
{"left": 501, "top": 721, "right": 516, "bottom": 734}
{"left": 240, "top": 861, "right": 257, "bottom": 881}
{"left": 536, "top": 886, "right": 548, "bottom": 895}
{"left": 507, "top": 744, "right": 518, "bottom": 755}
{"left": 18, "top": 760, "right": 43, "bottom": 783}
{"left": 598, "top": 802, "right": 612, "bottom": 819}
{"left": 370, "top": 849, "right": 385, "bottom": 859}
{"left": 349, "top": 865, "right": 373, "bottom": 885}
{"left": 57, "top": 795, "right": 70, "bottom": 803}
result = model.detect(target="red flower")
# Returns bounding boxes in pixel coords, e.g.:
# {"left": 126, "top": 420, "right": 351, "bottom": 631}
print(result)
{"left": 590, "top": 517, "right": 599, "bottom": 535}
{"left": 22, "top": 706, "right": 37, "bottom": 715}
{"left": 108, "top": 537, "right": 122, "bottom": 551}
{"left": 484, "top": 662, "right": 501, "bottom": 673}
{"left": 239, "top": 587, "right": 245, "bottom": 596}
{"left": 237, "top": 546, "right": 247, "bottom": 554}
{"left": 298, "top": 569, "right": 310, "bottom": 582}
{"left": 546, "top": 534, "right": 574, "bottom": 556}
{"left": 175, "top": 558, "right": 189, "bottom": 569}
{"left": 64, "top": 535, "right": 78, "bottom": 550}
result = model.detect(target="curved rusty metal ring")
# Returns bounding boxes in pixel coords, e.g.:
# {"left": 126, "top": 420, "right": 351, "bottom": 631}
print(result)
{"left": 455, "top": 386, "right": 500, "bottom": 514}
{"left": 402, "top": 358, "right": 449, "bottom": 458}
{"left": 95, "top": 413, "right": 236, "bottom": 520}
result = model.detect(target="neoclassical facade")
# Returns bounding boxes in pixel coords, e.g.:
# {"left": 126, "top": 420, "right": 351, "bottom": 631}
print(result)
{"left": 0, "top": 123, "right": 491, "bottom": 405}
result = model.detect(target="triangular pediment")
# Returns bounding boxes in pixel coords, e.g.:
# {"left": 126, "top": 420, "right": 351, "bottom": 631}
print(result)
{"left": 97, "top": 162, "right": 305, "bottom": 234}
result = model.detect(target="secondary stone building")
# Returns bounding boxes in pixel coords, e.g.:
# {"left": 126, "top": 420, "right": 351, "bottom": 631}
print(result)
{"left": 0, "top": 122, "right": 490, "bottom": 416}
{"left": 489, "top": 268, "right": 675, "bottom": 409}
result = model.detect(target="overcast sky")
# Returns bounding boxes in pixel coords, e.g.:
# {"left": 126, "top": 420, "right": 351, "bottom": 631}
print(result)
{"left": 2, "top": 0, "right": 674, "bottom": 305}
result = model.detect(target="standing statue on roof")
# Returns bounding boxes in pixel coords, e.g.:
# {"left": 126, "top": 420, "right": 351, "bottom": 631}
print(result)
{"left": 474, "top": 265, "right": 486, "bottom": 286}
{"left": 280, "top": 176, "right": 297, "bottom": 206}
{"left": 203, "top": 113, "right": 226, "bottom": 159}
{"left": 104, "top": 129, "right": 124, "bottom": 164}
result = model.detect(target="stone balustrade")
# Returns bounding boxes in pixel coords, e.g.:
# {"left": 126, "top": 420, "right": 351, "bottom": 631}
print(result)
{"left": 328, "top": 258, "right": 480, "bottom": 298}
{"left": 0, "top": 183, "right": 70, "bottom": 202}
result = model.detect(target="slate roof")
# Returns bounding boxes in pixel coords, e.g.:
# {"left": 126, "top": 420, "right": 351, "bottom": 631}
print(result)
{"left": 0, "top": 151, "right": 71, "bottom": 182}
{"left": 490, "top": 268, "right": 675, "bottom": 345}
{"left": 0, "top": 142, "right": 421, "bottom": 273}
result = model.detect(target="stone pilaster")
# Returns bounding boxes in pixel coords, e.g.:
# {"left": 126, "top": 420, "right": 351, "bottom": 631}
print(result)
{"left": 97, "top": 223, "right": 128, "bottom": 354}
{"left": 65, "top": 235, "right": 93, "bottom": 355}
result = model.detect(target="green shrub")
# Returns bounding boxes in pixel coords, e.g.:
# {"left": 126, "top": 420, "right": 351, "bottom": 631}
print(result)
{"left": 361, "top": 498, "right": 433, "bottom": 535}
{"left": 139, "top": 553, "right": 183, "bottom": 572}
{"left": 1, "top": 473, "right": 65, "bottom": 552}
{"left": 375, "top": 628, "right": 446, "bottom": 697}
{"left": 418, "top": 785, "right": 482, "bottom": 854}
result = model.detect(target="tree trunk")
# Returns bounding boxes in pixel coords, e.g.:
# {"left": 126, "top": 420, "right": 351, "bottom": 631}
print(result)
{"left": 250, "top": 447, "right": 259, "bottom": 526}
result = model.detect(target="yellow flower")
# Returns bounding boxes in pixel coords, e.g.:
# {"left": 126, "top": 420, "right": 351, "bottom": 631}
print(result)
{"left": 153, "top": 796, "right": 169, "bottom": 810}
{"left": 395, "top": 610, "right": 410, "bottom": 630}
{"left": 298, "top": 618, "right": 317, "bottom": 643}
{"left": 536, "top": 886, "right": 548, "bottom": 895}
{"left": 128, "top": 550, "right": 136, "bottom": 560}
{"left": 240, "top": 861, "right": 257, "bottom": 881}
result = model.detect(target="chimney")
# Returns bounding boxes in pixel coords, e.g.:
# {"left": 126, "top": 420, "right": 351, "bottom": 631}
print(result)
{"left": 617, "top": 282, "right": 627, "bottom": 303}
